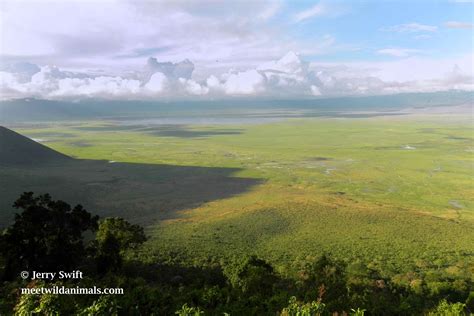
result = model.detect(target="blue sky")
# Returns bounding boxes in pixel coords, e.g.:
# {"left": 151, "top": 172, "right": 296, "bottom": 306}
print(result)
{"left": 0, "top": 0, "right": 472, "bottom": 99}
{"left": 283, "top": 1, "right": 473, "bottom": 61}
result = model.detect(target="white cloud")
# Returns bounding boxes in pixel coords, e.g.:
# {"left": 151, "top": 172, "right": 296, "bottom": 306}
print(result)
{"left": 145, "top": 58, "right": 194, "bottom": 80}
{"left": 0, "top": 66, "right": 143, "bottom": 99}
{"left": 0, "top": 0, "right": 305, "bottom": 75}
{"left": 444, "top": 21, "right": 473, "bottom": 29}
{"left": 309, "top": 53, "right": 474, "bottom": 94}
{"left": 0, "top": 62, "right": 40, "bottom": 82}
{"left": 310, "top": 85, "right": 322, "bottom": 96}
{"left": 255, "top": 51, "right": 318, "bottom": 96}
{"left": 257, "top": 1, "right": 281, "bottom": 20}
{"left": 257, "top": 51, "right": 306, "bottom": 75}
{"left": 144, "top": 72, "right": 168, "bottom": 93}
{"left": 206, "top": 75, "right": 222, "bottom": 89}
{"left": 52, "top": 77, "right": 142, "bottom": 98}
{"left": 321, "top": 53, "right": 473, "bottom": 82}
{"left": 383, "top": 23, "right": 438, "bottom": 33}
{"left": 414, "top": 34, "right": 432, "bottom": 40}
{"left": 377, "top": 48, "right": 423, "bottom": 58}
{"left": 293, "top": 3, "right": 326, "bottom": 23}
{"left": 0, "top": 0, "right": 471, "bottom": 100}
{"left": 0, "top": 51, "right": 472, "bottom": 99}
{"left": 222, "top": 70, "right": 266, "bottom": 95}
{"left": 0, "top": 72, "right": 17, "bottom": 89}
{"left": 179, "top": 78, "right": 209, "bottom": 95}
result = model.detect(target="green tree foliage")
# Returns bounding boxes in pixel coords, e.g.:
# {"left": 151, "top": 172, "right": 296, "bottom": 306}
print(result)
{"left": 222, "top": 255, "right": 282, "bottom": 313}
{"left": 13, "top": 289, "right": 38, "bottom": 316}
{"left": 95, "top": 217, "right": 147, "bottom": 274}
{"left": 78, "top": 295, "right": 120, "bottom": 316}
{"left": 1, "top": 193, "right": 473, "bottom": 315}
{"left": 96, "top": 231, "right": 122, "bottom": 274}
{"left": 174, "top": 303, "right": 204, "bottom": 316}
{"left": 465, "top": 292, "right": 474, "bottom": 313}
{"left": 96, "top": 217, "right": 147, "bottom": 252}
{"left": 13, "top": 281, "right": 75, "bottom": 316}
{"left": 427, "top": 299, "right": 466, "bottom": 316}
{"left": 350, "top": 308, "right": 366, "bottom": 316}
{"left": 224, "top": 255, "right": 277, "bottom": 296}
{"left": 0, "top": 192, "right": 98, "bottom": 277}
{"left": 280, "top": 296, "right": 326, "bottom": 316}
{"left": 14, "top": 292, "right": 61, "bottom": 316}
{"left": 300, "top": 254, "right": 348, "bottom": 311}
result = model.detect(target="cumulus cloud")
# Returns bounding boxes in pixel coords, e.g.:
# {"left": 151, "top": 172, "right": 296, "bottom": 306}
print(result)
{"left": 144, "top": 72, "right": 168, "bottom": 93}
{"left": 222, "top": 70, "right": 266, "bottom": 95}
{"left": 0, "top": 51, "right": 473, "bottom": 100}
{"left": 310, "top": 55, "right": 474, "bottom": 95}
{"left": 145, "top": 58, "right": 194, "bottom": 80}
{"left": 0, "top": 65, "right": 144, "bottom": 99}
{"left": 258, "top": 51, "right": 306, "bottom": 75}
{"left": 53, "top": 77, "right": 142, "bottom": 98}
{"left": 179, "top": 78, "right": 209, "bottom": 95}
{"left": 0, "top": 0, "right": 470, "bottom": 97}
{"left": 310, "top": 85, "right": 322, "bottom": 96}
{"left": 0, "top": 62, "right": 40, "bottom": 83}
{"left": 255, "top": 51, "right": 319, "bottom": 96}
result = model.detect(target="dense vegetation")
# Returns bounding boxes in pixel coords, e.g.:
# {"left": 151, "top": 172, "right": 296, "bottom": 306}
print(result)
{"left": 0, "top": 193, "right": 473, "bottom": 315}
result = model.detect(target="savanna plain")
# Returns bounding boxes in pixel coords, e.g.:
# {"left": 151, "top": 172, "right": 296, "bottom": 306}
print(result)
{"left": 1, "top": 107, "right": 474, "bottom": 314}
{"left": 4, "top": 114, "right": 473, "bottom": 271}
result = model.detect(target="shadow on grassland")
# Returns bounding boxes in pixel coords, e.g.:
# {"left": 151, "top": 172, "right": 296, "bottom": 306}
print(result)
{"left": 0, "top": 159, "right": 263, "bottom": 227}
{"left": 73, "top": 124, "right": 244, "bottom": 138}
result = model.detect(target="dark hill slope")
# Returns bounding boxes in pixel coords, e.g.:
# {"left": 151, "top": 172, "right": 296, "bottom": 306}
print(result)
{"left": 0, "top": 126, "right": 71, "bottom": 165}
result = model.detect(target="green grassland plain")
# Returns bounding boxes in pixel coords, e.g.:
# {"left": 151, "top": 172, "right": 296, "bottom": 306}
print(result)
{"left": 4, "top": 114, "right": 474, "bottom": 284}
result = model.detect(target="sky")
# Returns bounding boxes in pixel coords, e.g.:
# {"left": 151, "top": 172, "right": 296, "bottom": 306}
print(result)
{"left": 0, "top": 0, "right": 473, "bottom": 100}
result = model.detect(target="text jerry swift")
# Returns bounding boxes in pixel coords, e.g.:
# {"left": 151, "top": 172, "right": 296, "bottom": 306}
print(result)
{"left": 31, "top": 271, "right": 84, "bottom": 280}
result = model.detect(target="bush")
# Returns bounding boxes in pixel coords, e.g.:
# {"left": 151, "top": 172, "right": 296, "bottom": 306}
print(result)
{"left": 428, "top": 299, "right": 466, "bottom": 316}
{"left": 175, "top": 303, "right": 204, "bottom": 316}
{"left": 281, "top": 296, "right": 326, "bottom": 316}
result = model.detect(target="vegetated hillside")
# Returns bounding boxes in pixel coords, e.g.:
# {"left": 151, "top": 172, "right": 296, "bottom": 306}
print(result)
{"left": 0, "top": 126, "right": 71, "bottom": 165}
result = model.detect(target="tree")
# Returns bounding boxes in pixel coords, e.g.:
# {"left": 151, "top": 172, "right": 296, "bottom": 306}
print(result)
{"left": 95, "top": 217, "right": 147, "bottom": 273}
{"left": 427, "top": 299, "right": 466, "bottom": 315}
{"left": 78, "top": 296, "right": 120, "bottom": 316}
{"left": 222, "top": 255, "right": 281, "bottom": 314}
{"left": 300, "top": 254, "right": 348, "bottom": 311}
{"left": 465, "top": 291, "right": 474, "bottom": 313}
{"left": 0, "top": 192, "right": 98, "bottom": 278}
{"left": 281, "top": 296, "right": 326, "bottom": 316}
{"left": 174, "top": 303, "right": 204, "bottom": 316}
{"left": 224, "top": 255, "right": 278, "bottom": 296}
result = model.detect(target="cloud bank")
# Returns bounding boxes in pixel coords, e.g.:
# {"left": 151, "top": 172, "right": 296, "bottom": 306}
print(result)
{"left": 0, "top": 0, "right": 471, "bottom": 101}
{"left": 0, "top": 52, "right": 473, "bottom": 100}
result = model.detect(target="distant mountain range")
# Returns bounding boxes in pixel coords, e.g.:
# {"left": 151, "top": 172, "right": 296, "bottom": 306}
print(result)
{"left": 0, "top": 90, "right": 472, "bottom": 123}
